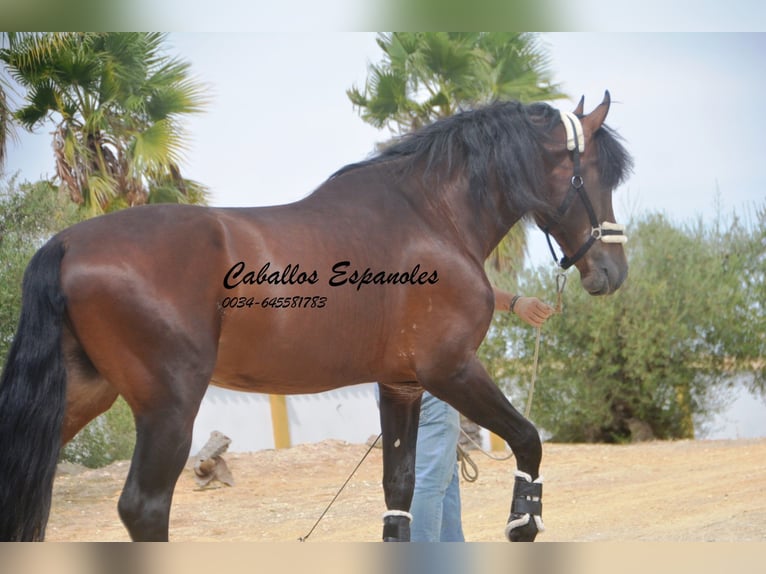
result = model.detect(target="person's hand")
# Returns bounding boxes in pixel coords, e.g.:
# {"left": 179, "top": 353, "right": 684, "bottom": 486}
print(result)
{"left": 513, "top": 297, "right": 555, "bottom": 328}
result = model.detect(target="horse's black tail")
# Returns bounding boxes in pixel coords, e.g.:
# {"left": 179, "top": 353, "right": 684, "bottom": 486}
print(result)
{"left": 0, "top": 238, "right": 68, "bottom": 541}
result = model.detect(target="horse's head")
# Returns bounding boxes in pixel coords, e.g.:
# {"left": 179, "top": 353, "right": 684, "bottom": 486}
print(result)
{"left": 535, "top": 91, "right": 631, "bottom": 295}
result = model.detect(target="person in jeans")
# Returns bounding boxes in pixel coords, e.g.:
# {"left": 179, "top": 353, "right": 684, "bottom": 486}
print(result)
{"left": 410, "top": 290, "right": 554, "bottom": 542}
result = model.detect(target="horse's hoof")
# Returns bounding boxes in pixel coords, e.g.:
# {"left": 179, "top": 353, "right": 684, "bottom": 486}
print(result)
{"left": 505, "top": 513, "right": 540, "bottom": 542}
{"left": 382, "top": 511, "right": 412, "bottom": 542}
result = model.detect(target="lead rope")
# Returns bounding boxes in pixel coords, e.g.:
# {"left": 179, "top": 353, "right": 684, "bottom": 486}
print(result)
{"left": 298, "top": 433, "right": 381, "bottom": 541}
{"left": 459, "top": 269, "right": 568, "bottom": 480}
{"left": 525, "top": 270, "right": 567, "bottom": 419}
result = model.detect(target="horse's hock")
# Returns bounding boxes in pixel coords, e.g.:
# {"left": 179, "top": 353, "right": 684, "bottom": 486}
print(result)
{"left": 192, "top": 431, "right": 234, "bottom": 488}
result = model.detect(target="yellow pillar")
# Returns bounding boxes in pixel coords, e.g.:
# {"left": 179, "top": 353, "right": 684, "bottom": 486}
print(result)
{"left": 489, "top": 432, "right": 506, "bottom": 452}
{"left": 269, "top": 394, "right": 291, "bottom": 449}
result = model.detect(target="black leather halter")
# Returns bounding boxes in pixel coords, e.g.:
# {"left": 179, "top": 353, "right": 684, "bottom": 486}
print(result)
{"left": 543, "top": 114, "right": 626, "bottom": 270}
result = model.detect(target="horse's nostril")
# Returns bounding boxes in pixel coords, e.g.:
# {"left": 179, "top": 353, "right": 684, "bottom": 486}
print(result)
{"left": 602, "top": 268, "right": 612, "bottom": 293}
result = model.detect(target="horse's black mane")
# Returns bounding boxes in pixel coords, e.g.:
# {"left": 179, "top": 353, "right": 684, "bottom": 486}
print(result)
{"left": 332, "top": 100, "right": 633, "bottom": 218}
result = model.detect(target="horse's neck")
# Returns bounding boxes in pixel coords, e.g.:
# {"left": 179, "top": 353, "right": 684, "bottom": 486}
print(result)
{"left": 402, "top": 172, "right": 522, "bottom": 263}
{"left": 311, "top": 163, "right": 521, "bottom": 262}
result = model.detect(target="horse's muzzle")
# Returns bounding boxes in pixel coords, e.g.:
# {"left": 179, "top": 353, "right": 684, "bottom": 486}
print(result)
{"left": 581, "top": 258, "right": 628, "bottom": 295}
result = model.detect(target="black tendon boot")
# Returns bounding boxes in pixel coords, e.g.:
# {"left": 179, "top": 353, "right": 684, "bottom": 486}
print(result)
{"left": 505, "top": 470, "right": 544, "bottom": 542}
{"left": 382, "top": 510, "right": 412, "bottom": 542}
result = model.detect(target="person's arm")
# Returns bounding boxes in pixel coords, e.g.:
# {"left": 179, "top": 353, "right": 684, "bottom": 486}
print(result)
{"left": 492, "top": 288, "right": 513, "bottom": 312}
{"left": 492, "top": 288, "right": 555, "bottom": 328}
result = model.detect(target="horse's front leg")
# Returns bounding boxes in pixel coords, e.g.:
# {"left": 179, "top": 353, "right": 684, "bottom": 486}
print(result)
{"left": 377, "top": 383, "right": 422, "bottom": 542}
{"left": 420, "top": 356, "right": 543, "bottom": 542}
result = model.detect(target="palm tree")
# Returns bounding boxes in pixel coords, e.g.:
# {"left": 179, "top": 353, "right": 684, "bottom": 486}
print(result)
{"left": 348, "top": 32, "right": 566, "bottom": 275}
{"left": 348, "top": 33, "right": 564, "bottom": 130}
{"left": 0, "top": 32, "right": 207, "bottom": 213}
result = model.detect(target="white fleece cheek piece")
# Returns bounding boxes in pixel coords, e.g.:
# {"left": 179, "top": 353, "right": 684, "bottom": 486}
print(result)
{"left": 505, "top": 470, "right": 545, "bottom": 538}
{"left": 559, "top": 110, "right": 585, "bottom": 153}
{"left": 598, "top": 221, "right": 628, "bottom": 244}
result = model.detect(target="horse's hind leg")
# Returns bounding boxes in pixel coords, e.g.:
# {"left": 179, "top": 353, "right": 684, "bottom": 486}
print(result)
{"left": 377, "top": 383, "right": 422, "bottom": 542}
{"left": 84, "top": 333, "right": 217, "bottom": 541}
{"left": 116, "top": 365, "right": 211, "bottom": 542}
{"left": 61, "top": 324, "right": 205, "bottom": 541}
{"left": 117, "top": 401, "right": 199, "bottom": 540}
{"left": 111, "top": 349, "right": 214, "bottom": 541}
{"left": 420, "top": 356, "right": 543, "bottom": 542}
{"left": 60, "top": 326, "right": 119, "bottom": 444}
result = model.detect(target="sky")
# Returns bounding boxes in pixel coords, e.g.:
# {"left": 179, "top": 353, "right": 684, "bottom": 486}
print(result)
{"left": 4, "top": 32, "right": 765, "bottom": 268}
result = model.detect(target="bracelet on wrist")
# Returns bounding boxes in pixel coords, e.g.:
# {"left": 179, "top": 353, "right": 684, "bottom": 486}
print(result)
{"left": 510, "top": 295, "right": 521, "bottom": 313}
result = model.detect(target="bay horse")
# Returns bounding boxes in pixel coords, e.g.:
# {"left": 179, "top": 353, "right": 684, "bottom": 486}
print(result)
{"left": 0, "top": 91, "right": 632, "bottom": 541}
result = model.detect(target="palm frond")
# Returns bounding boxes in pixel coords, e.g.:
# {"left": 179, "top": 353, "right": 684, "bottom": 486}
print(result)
{"left": 84, "top": 172, "right": 118, "bottom": 215}
{"left": 131, "top": 118, "right": 185, "bottom": 172}
{"left": 147, "top": 184, "right": 185, "bottom": 204}
{"left": 146, "top": 79, "right": 207, "bottom": 121}
{"left": 0, "top": 33, "right": 79, "bottom": 87}
{"left": 178, "top": 177, "right": 209, "bottom": 205}
{"left": 13, "top": 80, "right": 61, "bottom": 129}
{"left": 488, "top": 224, "right": 527, "bottom": 277}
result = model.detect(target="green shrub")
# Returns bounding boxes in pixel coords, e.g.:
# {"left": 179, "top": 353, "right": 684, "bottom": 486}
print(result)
{"left": 480, "top": 207, "right": 765, "bottom": 442}
{"left": 60, "top": 397, "right": 135, "bottom": 468}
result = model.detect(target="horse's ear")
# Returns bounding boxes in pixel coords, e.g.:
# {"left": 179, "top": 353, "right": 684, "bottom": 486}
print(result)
{"left": 582, "top": 90, "right": 610, "bottom": 135}
{"left": 573, "top": 95, "right": 584, "bottom": 116}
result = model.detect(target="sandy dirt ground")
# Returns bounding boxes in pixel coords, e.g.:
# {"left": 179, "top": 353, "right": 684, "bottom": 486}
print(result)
{"left": 47, "top": 438, "right": 766, "bottom": 542}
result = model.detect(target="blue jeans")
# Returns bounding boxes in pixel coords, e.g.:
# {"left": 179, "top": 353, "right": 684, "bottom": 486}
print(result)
{"left": 410, "top": 392, "right": 465, "bottom": 542}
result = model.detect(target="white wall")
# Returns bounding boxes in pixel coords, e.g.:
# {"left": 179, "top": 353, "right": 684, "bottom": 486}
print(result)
{"left": 191, "top": 377, "right": 766, "bottom": 454}
{"left": 191, "top": 383, "right": 381, "bottom": 454}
